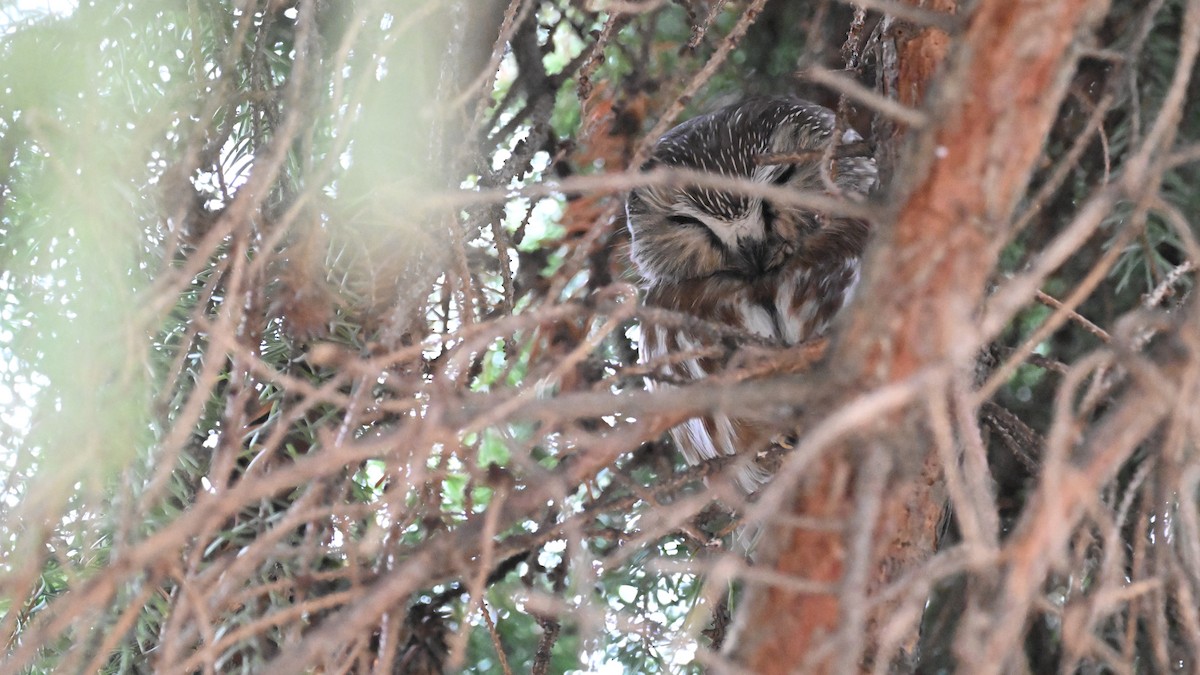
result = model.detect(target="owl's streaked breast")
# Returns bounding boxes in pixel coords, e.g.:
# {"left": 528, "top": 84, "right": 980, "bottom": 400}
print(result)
{"left": 642, "top": 254, "right": 862, "bottom": 345}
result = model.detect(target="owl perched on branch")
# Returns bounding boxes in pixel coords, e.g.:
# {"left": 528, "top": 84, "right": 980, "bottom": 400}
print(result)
{"left": 626, "top": 96, "right": 877, "bottom": 492}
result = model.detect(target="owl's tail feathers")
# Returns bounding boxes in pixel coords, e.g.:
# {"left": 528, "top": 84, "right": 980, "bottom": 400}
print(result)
{"left": 720, "top": 458, "right": 770, "bottom": 557}
{"left": 734, "top": 461, "right": 770, "bottom": 494}
{"left": 733, "top": 519, "right": 764, "bottom": 558}
{"left": 726, "top": 439, "right": 798, "bottom": 556}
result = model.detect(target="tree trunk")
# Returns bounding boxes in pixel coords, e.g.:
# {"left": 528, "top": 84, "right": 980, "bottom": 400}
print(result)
{"left": 728, "top": 0, "right": 1110, "bottom": 671}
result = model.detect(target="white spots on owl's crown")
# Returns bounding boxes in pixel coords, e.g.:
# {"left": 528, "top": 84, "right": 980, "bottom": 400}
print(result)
{"left": 645, "top": 97, "right": 856, "bottom": 222}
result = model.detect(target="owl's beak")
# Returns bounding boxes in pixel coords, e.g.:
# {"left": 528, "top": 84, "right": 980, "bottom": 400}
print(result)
{"left": 739, "top": 235, "right": 790, "bottom": 274}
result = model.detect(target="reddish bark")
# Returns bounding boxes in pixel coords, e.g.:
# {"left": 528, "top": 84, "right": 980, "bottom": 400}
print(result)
{"left": 851, "top": 0, "right": 1108, "bottom": 377}
{"left": 895, "top": 0, "right": 955, "bottom": 109}
{"left": 736, "top": 457, "right": 851, "bottom": 671}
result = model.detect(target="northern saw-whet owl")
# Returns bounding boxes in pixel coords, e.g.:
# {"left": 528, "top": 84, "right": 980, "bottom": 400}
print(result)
{"left": 626, "top": 96, "right": 877, "bottom": 492}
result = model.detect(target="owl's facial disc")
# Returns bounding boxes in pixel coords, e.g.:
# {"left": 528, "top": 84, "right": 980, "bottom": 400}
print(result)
{"left": 675, "top": 186, "right": 799, "bottom": 277}
{"left": 673, "top": 204, "right": 763, "bottom": 251}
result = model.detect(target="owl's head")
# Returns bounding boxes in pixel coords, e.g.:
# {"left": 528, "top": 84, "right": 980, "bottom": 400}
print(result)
{"left": 625, "top": 96, "right": 876, "bottom": 285}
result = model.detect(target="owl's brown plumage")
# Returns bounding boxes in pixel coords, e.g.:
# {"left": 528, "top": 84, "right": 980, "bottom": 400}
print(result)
{"left": 626, "top": 96, "right": 876, "bottom": 491}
